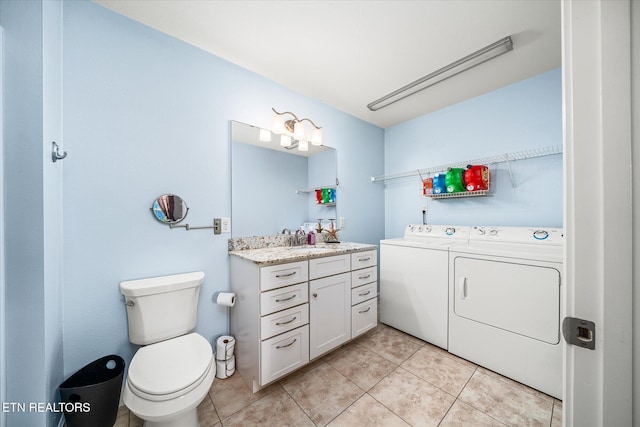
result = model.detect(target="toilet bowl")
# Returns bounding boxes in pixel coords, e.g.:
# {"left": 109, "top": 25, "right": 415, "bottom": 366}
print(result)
{"left": 123, "top": 333, "right": 215, "bottom": 427}
{"left": 120, "top": 272, "right": 214, "bottom": 427}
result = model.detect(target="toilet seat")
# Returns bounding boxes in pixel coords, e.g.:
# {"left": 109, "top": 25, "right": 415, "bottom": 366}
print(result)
{"left": 128, "top": 333, "right": 213, "bottom": 402}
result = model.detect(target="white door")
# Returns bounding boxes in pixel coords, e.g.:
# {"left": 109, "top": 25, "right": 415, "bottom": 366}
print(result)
{"left": 562, "top": 1, "right": 633, "bottom": 425}
{"left": 309, "top": 272, "right": 351, "bottom": 359}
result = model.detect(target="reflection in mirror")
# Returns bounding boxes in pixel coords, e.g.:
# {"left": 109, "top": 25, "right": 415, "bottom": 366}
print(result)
{"left": 151, "top": 194, "right": 189, "bottom": 224}
{"left": 231, "top": 121, "right": 337, "bottom": 237}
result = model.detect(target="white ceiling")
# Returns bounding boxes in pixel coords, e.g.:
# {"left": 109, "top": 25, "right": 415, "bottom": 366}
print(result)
{"left": 94, "top": 0, "right": 561, "bottom": 129}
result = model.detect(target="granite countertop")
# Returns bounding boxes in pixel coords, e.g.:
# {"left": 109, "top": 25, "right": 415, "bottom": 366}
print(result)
{"left": 229, "top": 242, "right": 377, "bottom": 265}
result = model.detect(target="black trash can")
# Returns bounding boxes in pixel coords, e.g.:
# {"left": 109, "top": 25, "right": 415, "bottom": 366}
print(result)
{"left": 59, "top": 355, "right": 125, "bottom": 427}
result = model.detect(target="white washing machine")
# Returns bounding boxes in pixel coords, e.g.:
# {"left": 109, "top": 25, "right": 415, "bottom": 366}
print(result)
{"left": 448, "top": 226, "right": 564, "bottom": 398}
{"left": 380, "top": 224, "right": 470, "bottom": 349}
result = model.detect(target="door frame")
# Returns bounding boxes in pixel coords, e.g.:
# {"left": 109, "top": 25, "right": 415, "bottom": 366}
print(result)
{"left": 562, "top": 0, "right": 633, "bottom": 425}
{"left": 0, "top": 26, "right": 6, "bottom": 427}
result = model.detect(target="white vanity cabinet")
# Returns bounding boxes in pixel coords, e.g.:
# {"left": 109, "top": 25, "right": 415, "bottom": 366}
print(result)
{"left": 230, "top": 246, "right": 378, "bottom": 392}
{"left": 350, "top": 250, "right": 378, "bottom": 338}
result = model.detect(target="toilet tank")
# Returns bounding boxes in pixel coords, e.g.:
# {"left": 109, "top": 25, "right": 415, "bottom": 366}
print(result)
{"left": 120, "top": 272, "right": 205, "bottom": 345}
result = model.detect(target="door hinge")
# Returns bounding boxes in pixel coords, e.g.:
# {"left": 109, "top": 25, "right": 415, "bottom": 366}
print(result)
{"left": 562, "top": 317, "right": 596, "bottom": 350}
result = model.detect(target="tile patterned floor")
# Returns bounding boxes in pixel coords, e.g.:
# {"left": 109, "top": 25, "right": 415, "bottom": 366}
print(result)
{"left": 114, "top": 322, "right": 562, "bottom": 427}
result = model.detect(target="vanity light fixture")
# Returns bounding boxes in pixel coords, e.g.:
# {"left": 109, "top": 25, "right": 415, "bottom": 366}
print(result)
{"left": 367, "top": 36, "right": 514, "bottom": 112}
{"left": 280, "top": 134, "right": 292, "bottom": 147}
{"left": 259, "top": 128, "right": 272, "bottom": 142}
{"left": 272, "top": 107, "right": 323, "bottom": 150}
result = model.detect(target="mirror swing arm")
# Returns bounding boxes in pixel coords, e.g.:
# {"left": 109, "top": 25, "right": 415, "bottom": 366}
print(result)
{"left": 167, "top": 220, "right": 220, "bottom": 233}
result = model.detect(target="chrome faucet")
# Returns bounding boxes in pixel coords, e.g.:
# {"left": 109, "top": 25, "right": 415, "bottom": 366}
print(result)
{"left": 282, "top": 228, "right": 293, "bottom": 246}
{"left": 294, "top": 229, "right": 306, "bottom": 246}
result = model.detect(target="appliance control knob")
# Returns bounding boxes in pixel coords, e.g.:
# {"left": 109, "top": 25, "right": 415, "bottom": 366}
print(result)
{"left": 417, "top": 226, "right": 423, "bottom": 232}
{"left": 445, "top": 227, "right": 455, "bottom": 235}
{"left": 533, "top": 230, "right": 549, "bottom": 240}
{"left": 409, "top": 225, "right": 415, "bottom": 232}
{"left": 425, "top": 226, "right": 432, "bottom": 233}
{"left": 489, "top": 229, "right": 498, "bottom": 236}
{"left": 477, "top": 228, "right": 486, "bottom": 235}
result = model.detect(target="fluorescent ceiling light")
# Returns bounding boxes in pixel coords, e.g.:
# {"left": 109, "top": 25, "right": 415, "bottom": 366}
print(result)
{"left": 367, "top": 36, "right": 513, "bottom": 112}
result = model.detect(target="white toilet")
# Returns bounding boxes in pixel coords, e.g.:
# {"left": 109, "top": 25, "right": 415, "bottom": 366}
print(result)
{"left": 120, "top": 271, "right": 215, "bottom": 427}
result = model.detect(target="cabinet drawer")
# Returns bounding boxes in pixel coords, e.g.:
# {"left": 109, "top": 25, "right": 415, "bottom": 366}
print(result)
{"left": 351, "top": 283, "right": 377, "bottom": 306}
{"left": 351, "top": 266, "right": 377, "bottom": 288}
{"left": 351, "top": 299, "right": 377, "bottom": 338}
{"left": 351, "top": 250, "right": 377, "bottom": 269}
{"left": 260, "top": 261, "right": 309, "bottom": 292}
{"left": 261, "top": 304, "right": 309, "bottom": 340}
{"left": 309, "top": 254, "right": 350, "bottom": 280}
{"left": 260, "top": 283, "right": 308, "bottom": 316}
{"left": 260, "top": 325, "right": 309, "bottom": 386}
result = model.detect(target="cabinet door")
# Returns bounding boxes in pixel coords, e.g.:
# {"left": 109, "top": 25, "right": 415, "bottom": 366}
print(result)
{"left": 309, "top": 272, "right": 351, "bottom": 359}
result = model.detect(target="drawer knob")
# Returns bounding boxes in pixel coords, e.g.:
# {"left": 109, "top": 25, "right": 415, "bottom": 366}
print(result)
{"left": 313, "top": 293, "right": 318, "bottom": 298}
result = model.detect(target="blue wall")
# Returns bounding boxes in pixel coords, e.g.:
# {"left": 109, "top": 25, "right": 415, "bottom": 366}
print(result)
{"left": 383, "top": 68, "right": 563, "bottom": 238}
{"left": 62, "top": 0, "right": 385, "bottom": 378}
{"left": 0, "top": 0, "right": 65, "bottom": 425}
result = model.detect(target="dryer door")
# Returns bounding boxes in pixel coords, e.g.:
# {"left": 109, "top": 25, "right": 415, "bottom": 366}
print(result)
{"left": 453, "top": 257, "right": 561, "bottom": 344}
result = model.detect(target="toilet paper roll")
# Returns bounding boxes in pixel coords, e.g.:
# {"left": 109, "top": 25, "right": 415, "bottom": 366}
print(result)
{"left": 215, "top": 355, "right": 235, "bottom": 379}
{"left": 216, "top": 335, "right": 235, "bottom": 361}
{"left": 216, "top": 292, "right": 236, "bottom": 307}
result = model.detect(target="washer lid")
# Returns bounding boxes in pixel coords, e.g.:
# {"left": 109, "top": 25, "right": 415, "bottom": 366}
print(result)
{"left": 128, "top": 333, "right": 212, "bottom": 395}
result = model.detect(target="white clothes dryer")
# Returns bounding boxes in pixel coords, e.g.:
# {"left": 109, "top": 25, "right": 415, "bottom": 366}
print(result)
{"left": 448, "top": 226, "right": 563, "bottom": 398}
{"left": 380, "top": 225, "right": 470, "bottom": 349}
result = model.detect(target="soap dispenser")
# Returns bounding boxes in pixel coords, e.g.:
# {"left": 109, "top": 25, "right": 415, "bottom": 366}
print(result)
{"left": 308, "top": 231, "right": 316, "bottom": 245}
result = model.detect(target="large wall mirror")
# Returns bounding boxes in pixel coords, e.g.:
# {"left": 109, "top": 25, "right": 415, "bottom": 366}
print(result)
{"left": 231, "top": 121, "right": 337, "bottom": 237}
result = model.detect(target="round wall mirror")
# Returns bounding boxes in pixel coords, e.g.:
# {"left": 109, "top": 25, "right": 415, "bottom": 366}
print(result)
{"left": 151, "top": 194, "right": 189, "bottom": 224}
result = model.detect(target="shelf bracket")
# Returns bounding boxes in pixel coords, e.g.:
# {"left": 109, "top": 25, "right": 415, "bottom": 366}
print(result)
{"left": 505, "top": 158, "right": 516, "bottom": 189}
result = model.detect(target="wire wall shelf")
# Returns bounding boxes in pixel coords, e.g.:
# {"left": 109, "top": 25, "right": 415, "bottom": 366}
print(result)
{"left": 426, "top": 190, "right": 491, "bottom": 199}
{"left": 296, "top": 185, "right": 337, "bottom": 194}
{"left": 370, "top": 145, "right": 563, "bottom": 183}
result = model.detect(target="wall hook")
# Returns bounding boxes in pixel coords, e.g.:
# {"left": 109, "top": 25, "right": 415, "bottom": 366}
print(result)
{"left": 51, "top": 141, "right": 68, "bottom": 162}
